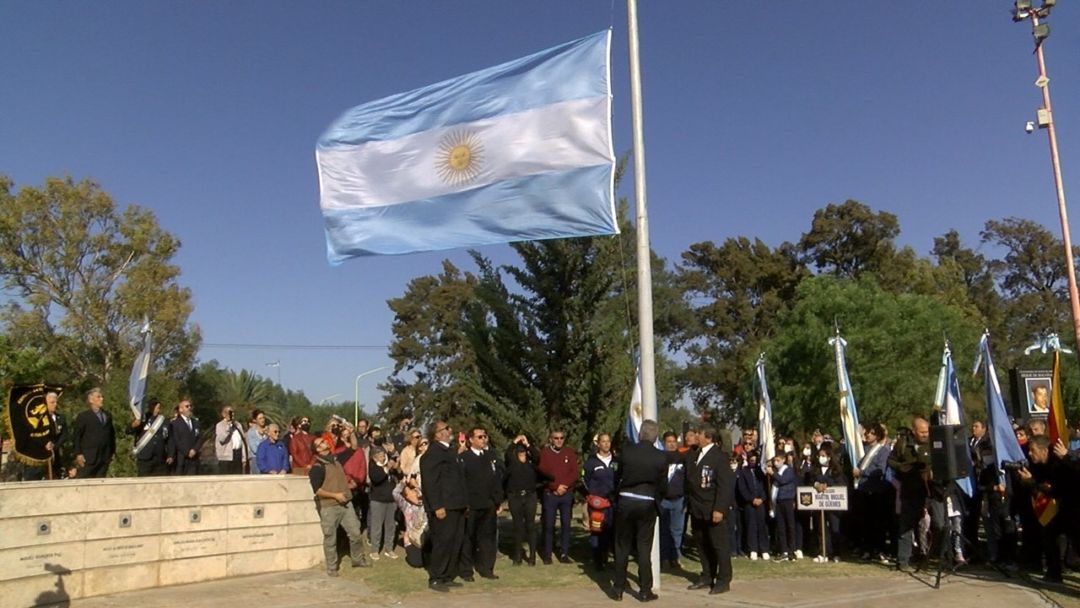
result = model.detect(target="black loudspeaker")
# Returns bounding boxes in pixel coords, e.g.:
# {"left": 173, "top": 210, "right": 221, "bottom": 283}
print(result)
{"left": 930, "top": 424, "right": 970, "bottom": 482}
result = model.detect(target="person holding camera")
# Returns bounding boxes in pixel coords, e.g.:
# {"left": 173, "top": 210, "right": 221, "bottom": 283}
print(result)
{"left": 1016, "top": 435, "right": 1080, "bottom": 583}
{"left": 214, "top": 405, "right": 248, "bottom": 475}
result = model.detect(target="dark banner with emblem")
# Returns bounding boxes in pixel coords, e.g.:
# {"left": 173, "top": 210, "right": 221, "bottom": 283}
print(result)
{"left": 4, "top": 383, "right": 64, "bottom": 465}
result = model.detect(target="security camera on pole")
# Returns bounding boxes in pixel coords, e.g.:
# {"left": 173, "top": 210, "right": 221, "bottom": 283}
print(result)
{"left": 1012, "top": 0, "right": 1080, "bottom": 370}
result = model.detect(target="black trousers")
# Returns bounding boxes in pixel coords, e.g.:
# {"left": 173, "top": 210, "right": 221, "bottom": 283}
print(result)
{"left": 137, "top": 458, "right": 168, "bottom": 477}
{"left": 175, "top": 457, "right": 199, "bottom": 475}
{"left": 612, "top": 498, "right": 657, "bottom": 594}
{"left": 77, "top": 459, "right": 110, "bottom": 478}
{"left": 427, "top": 508, "right": 465, "bottom": 583}
{"left": 508, "top": 491, "right": 538, "bottom": 561}
{"left": 774, "top": 499, "right": 796, "bottom": 554}
{"left": 460, "top": 507, "right": 498, "bottom": 576}
{"left": 692, "top": 515, "right": 732, "bottom": 588}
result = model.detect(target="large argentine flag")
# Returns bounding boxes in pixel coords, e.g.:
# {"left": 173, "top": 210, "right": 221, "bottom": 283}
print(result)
{"left": 317, "top": 31, "right": 617, "bottom": 261}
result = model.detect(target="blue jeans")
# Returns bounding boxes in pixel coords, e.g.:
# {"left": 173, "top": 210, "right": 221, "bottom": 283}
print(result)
{"left": 542, "top": 491, "right": 574, "bottom": 559}
{"left": 659, "top": 497, "right": 685, "bottom": 561}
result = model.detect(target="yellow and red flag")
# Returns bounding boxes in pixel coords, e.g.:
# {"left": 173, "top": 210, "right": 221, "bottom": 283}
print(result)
{"left": 1049, "top": 350, "right": 1068, "bottom": 445}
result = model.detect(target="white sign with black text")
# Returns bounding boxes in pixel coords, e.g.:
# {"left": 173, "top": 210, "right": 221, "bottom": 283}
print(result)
{"left": 796, "top": 485, "right": 848, "bottom": 511}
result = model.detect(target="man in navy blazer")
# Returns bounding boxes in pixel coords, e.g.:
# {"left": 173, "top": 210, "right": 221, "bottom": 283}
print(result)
{"left": 685, "top": 426, "right": 734, "bottom": 594}
{"left": 72, "top": 388, "right": 116, "bottom": 478}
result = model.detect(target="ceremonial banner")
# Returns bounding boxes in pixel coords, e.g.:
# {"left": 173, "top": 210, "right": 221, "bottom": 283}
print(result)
{"left": 1048, "top": 350, "right": 1068, "bottom": 445}
{"left": 128, "top": 318, "right": 152, "bottom": 420}
{"left": 829, "top": 331, "right": 864, "bottom": 467}
{"left": 317, "top": 31, "right": 617, "bottom": 261}
{"left": 4, "top": 383, "right": 63, "bottom": 465}
{"left": 973, "top": 333, "right": 1026, "bottom": 473}
{"left": 754, "top": 355, "right": 776, "bottom": 470}
{"left": 933, "top": 344, "right": 975, "bottom": 497}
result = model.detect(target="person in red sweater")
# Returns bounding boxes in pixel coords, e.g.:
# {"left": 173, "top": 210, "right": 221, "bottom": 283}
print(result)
{"left": 537, "top": 428, "right": 580, "bottom": 564}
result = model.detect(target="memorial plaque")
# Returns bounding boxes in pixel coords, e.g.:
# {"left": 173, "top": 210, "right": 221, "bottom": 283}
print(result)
{"left": 84, "top": 537, "right": 160, "bottom": 567}
{"left": 160, "top": 531, "right": 226, "bottom": 560}
{"left": 0, "top": 543, "right": 84, "bottom": 582}
{"left": 227, "top": 526, "right": 283, "bottom": 553}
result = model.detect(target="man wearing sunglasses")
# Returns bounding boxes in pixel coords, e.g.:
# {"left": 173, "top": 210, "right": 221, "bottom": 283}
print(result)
{"left": 538, "top": 428, "right": 580, "bottom": 564}
{"left": 459, "top": 426, "right": 505, "bottom": 581}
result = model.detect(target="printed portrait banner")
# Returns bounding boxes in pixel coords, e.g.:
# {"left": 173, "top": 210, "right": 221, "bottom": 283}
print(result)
{"left": 4, "top": 383, "right": 64, "bottom": 465}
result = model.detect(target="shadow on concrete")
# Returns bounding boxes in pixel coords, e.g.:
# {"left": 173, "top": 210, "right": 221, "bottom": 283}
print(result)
{"left": 33, "top": 563, "right": 72, "bottom": 608}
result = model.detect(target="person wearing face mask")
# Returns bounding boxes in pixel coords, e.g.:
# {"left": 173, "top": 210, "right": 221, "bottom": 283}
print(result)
{"left": 794, "top": 441, "right": 815, "bottom": 559}
{"left": 807, "top": 445, "right": 846, "bottom": 562}
{"left": 766, "top": 454, "right": 797, "bottom": 560}
{"left": 289, "top": 416, "right": 315, "bottom": 474}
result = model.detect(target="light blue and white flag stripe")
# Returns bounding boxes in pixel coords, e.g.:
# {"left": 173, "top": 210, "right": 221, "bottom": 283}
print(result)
{"left": 317, "top": 31, "right": 617, "bottom": 261}
{"left": 829, "top": 332, "right": 864, "bottom": 467}
{"left": 128, "top": 319, "right": 152, "bottom": 420}
{"left": 755, "top": 355, "right": 776, "bottom": 472}
{"left": 933, "top": 345, "right": 974, "bottom": 497}
{"left": 624, "top": 366, "right": 662, "bottom": 448}
{"left": 973, "top": 333, "right": 1026, "bottom": 478}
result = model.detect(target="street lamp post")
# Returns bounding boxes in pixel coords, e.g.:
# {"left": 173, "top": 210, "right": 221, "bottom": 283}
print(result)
{"left": 1013, "top": 0, "right": 1080, "bottom": 369}
{"left": 354, "top": 367, "right": 390, "bottom": 426}
{"left": 318, "top": 394, "right": 340, "bottom": 406}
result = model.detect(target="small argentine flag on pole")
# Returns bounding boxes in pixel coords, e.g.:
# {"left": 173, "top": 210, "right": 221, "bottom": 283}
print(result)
{"left": 316, "top": 31, "right": 617, "bottom": 261}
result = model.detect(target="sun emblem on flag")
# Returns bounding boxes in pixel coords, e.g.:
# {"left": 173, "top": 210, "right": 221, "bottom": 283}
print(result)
{"left": 436, "top": 130, "right": 484, "bottom": 186}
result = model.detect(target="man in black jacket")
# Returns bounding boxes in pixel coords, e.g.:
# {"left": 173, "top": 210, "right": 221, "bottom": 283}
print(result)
{"left": 420, "top": 420, "right": 468, "bottom": 592}
{"left": 168, "top": 399, "right": 201, "bottom": 475}
{"left": 129, "top": 398, "right": 171, "bottom": 476}
{"left": 459, "top": 426, "right": 505, "bottom": 581}
{"left": 685, "top": 426, "right": 734, "bottom": 595}
{"left": 72, "top": 388, "right": 116, "bottom": 478}
{"left": 610, "top": 420, "right": 667, "bottom": 602}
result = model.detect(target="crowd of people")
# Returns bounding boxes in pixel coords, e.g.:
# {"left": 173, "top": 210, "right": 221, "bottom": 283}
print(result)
{"left": 5, "top": 388, "right": 1080, "bottom": 597}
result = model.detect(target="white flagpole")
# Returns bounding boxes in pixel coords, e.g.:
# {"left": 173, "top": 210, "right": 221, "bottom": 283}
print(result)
{"left": 626, "top": 0, "right": 661, "bottom": 590}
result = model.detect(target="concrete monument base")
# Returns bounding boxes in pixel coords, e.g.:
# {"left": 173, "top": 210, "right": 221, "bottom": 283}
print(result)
{"left": 0, "top": 474, "right": 322, "bottom": 608}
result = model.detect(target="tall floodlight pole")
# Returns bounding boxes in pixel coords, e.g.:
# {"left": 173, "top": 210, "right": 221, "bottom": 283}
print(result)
{"left": 1013, "top": 0, "right": 1080, "bottom": 368}
{"left": 354, "top": 366, "right": 389, "bottom": 426}
{"left": 626, "top": 0, "right": 660, "bottom": 589}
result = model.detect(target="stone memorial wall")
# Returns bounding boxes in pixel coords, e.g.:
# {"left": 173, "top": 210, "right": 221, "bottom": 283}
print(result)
{"left": 0, "top": 475, "right": 322, "bottom": 607}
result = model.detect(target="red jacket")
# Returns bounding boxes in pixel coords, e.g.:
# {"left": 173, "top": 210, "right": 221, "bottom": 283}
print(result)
{"left": 538, "top": 446, "right": 579, "bottom": 492}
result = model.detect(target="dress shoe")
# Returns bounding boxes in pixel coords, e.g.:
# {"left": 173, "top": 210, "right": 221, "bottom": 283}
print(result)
{"left": 609, "top": 589, "right": 624, "bottom": 601}
{"left": 428, "top": 581, "right": 449, "bottom": 593}
{"left": 527, "top": 556, "right": 537, "bottom": 566}
{"left": 479, "top": 572, "right": 499, "bottom": 580}
{"left": 558, "top": 554, "right": 573, "bottom": 564}
{"left": 460, "top": 575, "right": 475, "bottom": 582}
{"left": 710, "top": 584, "right": 730, "bottom": 595}
{"left": 326, "top": 569, "right": 339, "bottom": 578}
{"left": 542, "top": 556, "right": 553, "bottom": 565}
{"left": 687, "top": 581, "right": 711, "bottom": 591}
{"left": 639, "top": 591, "right": 659, "bottom": 602}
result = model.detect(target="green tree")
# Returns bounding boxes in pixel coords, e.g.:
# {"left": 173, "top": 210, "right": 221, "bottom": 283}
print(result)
{"left": 764, "top": 276, "right": 983, "bottom": 435}
{"left": 675, "top": 237, "right": 806, "bottom": 423}
{"left": 379, "top": 261, "right": 481, "bottom": 428}
{"left": 0, "top": 175, "right": 201, "bottom": 387}
{"left": 980, "top": 218, "right": 1075, "bottom": 362}
{"left": 796, "top": 200, "right": 901, "bottom": 279}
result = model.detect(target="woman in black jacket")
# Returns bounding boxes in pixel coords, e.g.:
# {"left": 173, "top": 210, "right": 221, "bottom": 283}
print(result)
{"left": 807, "top": 444, "right": 846, "bottom": 562}
{"left": 504, "top": 435, "right": 543, "bottom": 565}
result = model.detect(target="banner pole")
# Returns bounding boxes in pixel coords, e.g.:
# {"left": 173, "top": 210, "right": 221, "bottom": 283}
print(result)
{"left": 820, "top": 510, "right": 826, "bottom": 559}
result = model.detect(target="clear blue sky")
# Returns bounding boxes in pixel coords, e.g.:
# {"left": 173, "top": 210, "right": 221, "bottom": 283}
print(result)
{"left": 2, "top": 1, "right": 1077, "bottom": 413}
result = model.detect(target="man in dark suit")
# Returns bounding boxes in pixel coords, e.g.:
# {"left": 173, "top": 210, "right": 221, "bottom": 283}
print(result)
{"left": 130, "top": 398, "right": 171, "bottom": 476}
{"left": 420, "top": 420, "right": 468, "bottom": 592}
{"left": 168, "top": 399, "right": 201, "bottom": 475}
{"left": 685, "top": 426, "right": 734, "bottom": 595}
{"left": 610, "top": 420, "right": 668, "bottom": 602}
{"left": 459, "top": 426, "right": 504, "bottom": 581}
{"left": 72, "top": 388, "right": 116, "bottom": 478}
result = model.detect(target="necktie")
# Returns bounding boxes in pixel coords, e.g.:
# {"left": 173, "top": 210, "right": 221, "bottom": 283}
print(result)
{"left": 97, "top": 411, "right": 105, "bottom": 425}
